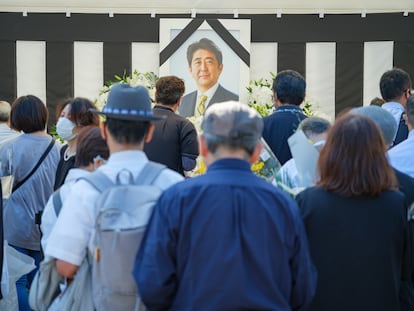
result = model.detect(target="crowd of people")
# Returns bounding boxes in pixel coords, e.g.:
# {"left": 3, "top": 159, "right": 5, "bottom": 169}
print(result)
{"left": 0, "top": 33, "right": 413, "bottom": 311}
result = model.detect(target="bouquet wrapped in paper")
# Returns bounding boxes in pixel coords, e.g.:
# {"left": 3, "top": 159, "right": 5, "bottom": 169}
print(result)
{"left": 252, "top": 139, "right": 300, "bottom": 197}
{"left": 251, "top": 139, "right": 280, "bottom": 182}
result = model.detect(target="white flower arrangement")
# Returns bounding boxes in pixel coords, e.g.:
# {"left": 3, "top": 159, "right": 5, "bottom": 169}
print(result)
{"left": 95, "top": 70, "right": 158, "bottom": 111}
{"left": 246, "top": 74, "right": 275, "bottom": 117}
{"left": 246, "top": 72, "right": 322, "bottom": 119}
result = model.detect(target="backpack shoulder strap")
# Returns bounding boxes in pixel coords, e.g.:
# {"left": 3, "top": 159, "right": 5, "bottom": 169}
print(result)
{"left": 394, "top": 112, "right": 409, "bottom": 146}
{"left": 135, "top": 161, "right": 166, "bottom": 185}
{"left": 52, "top": 190, "right": 63, "bottom": 216}
{"left": 80, "top": 162, "right": 165, "bottom": 190}
{"left": 79, "top": 171, "right": 114, "bottom": 194}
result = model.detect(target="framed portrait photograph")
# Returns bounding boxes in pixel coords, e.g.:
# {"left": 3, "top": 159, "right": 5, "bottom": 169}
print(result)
{"left": 159, "top": 18, "right": 251, "bottom": 105}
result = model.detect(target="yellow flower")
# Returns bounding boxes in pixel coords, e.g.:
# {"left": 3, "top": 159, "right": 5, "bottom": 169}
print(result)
{"left": 184, "top": 156, "right": 206, "bottom": 177}
{"left": 198, "top": 159, "right": 206, "bottom": 174}
{"left": 251, "top": 161, "right": 264, "bottom": 173}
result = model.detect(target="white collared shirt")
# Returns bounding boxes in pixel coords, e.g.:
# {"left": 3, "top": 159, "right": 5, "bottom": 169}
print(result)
{"left": 193, "top": 82, "right": 220, "bottom": 115}
{"left": 388, "top": 130, "right": 414, "bottom": 178}
{"left": 46, "top": 150, "right": 184, "bottom": 265}
{"left": 41, "top": 168, "right": 91, "bottom": 250}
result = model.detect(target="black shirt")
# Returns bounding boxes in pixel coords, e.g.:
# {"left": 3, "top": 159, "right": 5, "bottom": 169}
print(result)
{"left": 144, "top": 105, "right": 199, "bottom": 176}
{"left": 297, "top": 187, "right": 410, "bottom": 311}
{"left": 53, "top": 144, "right": 75, "bottom": 190}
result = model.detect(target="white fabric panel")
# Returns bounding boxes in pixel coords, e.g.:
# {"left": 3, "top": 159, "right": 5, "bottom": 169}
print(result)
{"left": 306, "top": 42, "right": 336, "bottom": 122}
{"left": 73, "top": 42, "right": 103, "bottom": 100}
{"left": 250, "top": 43, "right": 277, "bottom": 81}
{"left": 131, "top": 43, "right": 160, "bottom": 75}
{"left": 16, "top": 41, "right": 46, "bottom": 104}
{"left": 363, "top": 41, "right": 393, "bottom": 106}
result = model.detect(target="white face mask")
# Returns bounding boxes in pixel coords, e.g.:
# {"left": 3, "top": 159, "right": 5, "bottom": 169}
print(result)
{"left": 56, "top": 117, "right": 77, "bottom": 141}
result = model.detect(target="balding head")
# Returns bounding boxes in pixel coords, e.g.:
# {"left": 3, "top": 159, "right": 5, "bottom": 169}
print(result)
{"left": 0, "top": 101, "right": 11, "bottom": 123}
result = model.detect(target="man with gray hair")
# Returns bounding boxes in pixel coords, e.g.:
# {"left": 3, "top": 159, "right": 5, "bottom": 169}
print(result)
{"left": 0, "top": 100, "right": 20, "bottom": 144}
{"left": 277, "top": 117, "right": 331, "bottom": 190}
{"left": 134, "top": 101, "right": 317, "bottom": 311}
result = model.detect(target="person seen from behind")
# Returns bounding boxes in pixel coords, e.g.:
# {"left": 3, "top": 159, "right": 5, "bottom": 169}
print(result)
{"left": 297, "top": 112, "right": 411, "bottom": 311}
{"left": 0, "top": 100, "right": 20, "bottom": 145}
{"left": 262, "top": 69, "right": 308, "bottom": 165}
{"left": 46, "top": 83, "right": 183, "bottom": 310}
{"left": 134, "top": 101, "right": 317, "bottom": 311}
{"left": 277, "top": 116, "right": 331, "bottom": 190}
{"left": 388, "top": 95, "right": 414, "bottom": 178}
{"left": 144, "top": 75, "right": 199, "bottom": 175}
{"left": 380, "top": 67, "right": 412, "bottom": 146}
{"left": 0, "top": 95, "right": 60, "bottom": 311}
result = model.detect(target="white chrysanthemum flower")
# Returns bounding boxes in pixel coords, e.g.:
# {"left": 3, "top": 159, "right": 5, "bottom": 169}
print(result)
{"left": 95, "top": 70, "right": 158, "bottom": 111}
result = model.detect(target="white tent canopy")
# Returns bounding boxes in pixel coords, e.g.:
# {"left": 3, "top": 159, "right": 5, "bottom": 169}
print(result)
{"left": 1, "top": 0, "right": 413, "bottom": 15}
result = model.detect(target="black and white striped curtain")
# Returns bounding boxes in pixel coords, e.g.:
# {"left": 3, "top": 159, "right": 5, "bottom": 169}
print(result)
{"left": 0, "top": 13, "right": 413, "bottom": 127}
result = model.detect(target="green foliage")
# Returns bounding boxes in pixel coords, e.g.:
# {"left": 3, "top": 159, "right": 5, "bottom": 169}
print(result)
{"left": 49, "top": 124, "right": 63, "bottom": 143}
{"left": 302, "top": 100, "right": 316, "bottom": 117}
{"left": 246, "top": 72, "right": 275, "bottom": 117}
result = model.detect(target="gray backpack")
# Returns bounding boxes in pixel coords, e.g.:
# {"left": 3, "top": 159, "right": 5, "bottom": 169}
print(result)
{"left": 81, "top": 162, "right": 165, "bottom": 311}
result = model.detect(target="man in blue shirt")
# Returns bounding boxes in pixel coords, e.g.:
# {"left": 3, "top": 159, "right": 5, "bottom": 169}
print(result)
{"left": 380, "top": 68, "right": 412, "bottom": 146}
{"left": 262, "top": 70, "right": 308, "bottom": 165}
{"left": 388, "top": 95, "right": 414, "bottom": 178}
{"left": 134, "top": 101, "right": 317, "bottom": 311}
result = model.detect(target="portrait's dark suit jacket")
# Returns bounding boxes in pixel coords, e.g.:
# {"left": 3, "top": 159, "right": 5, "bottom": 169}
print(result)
{"left": 178, "top": 84, "right": 239, "bottom": 117}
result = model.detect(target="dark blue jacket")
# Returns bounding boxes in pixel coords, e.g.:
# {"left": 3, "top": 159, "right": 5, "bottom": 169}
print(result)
{"left": 134, "top": 158, "right": 317, "bottom": 311}
{"left": 263, "top": 105, "right": 307, "bottom": 165}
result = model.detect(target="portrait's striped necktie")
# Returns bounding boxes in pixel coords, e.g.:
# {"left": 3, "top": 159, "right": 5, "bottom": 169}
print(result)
{"left": 196, "top": 95, "right": 208, "bottom": 117}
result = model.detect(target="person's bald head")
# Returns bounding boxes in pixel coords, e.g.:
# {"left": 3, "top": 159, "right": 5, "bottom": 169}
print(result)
{"left": 0, "top": 101, "right": 11, "bottom": 123}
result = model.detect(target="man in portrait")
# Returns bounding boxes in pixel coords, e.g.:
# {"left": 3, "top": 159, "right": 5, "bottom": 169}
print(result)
{"left": 178, "top": 38, "right": 239, "bottom": 117}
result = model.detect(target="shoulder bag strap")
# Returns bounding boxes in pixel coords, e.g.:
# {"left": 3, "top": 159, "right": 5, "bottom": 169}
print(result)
{"left": 12, "top": 138, "right": 55, "bottom": 192}
{"left": 52, "top": 189, "right": 63, "bottom": 216}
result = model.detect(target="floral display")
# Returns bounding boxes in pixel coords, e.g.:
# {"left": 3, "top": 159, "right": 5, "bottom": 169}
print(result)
{"left": 94, "top": 70, "right": 158, "bottom": 111}
{"left": 246, "top": 73, "right": 320, "bottom": 196}
{"left": 246, "top": 72, "right": 319, "bottom": 118}
{"left": 93, "top": 71, "right": 310, "bottom": 197}
{"left": 246, "top": 74, "right": 275, "bottom": 117}
{"left": 184, "top": 116, "right": 206, "bottom": 177}
{"left": 251, "top": 139, "right": 281, "bottom": 182}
